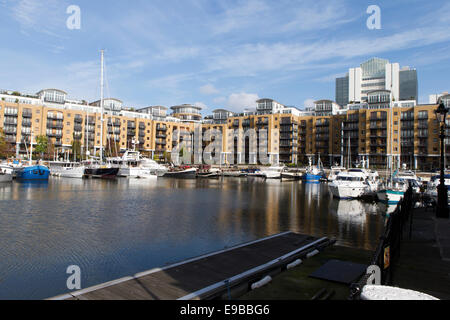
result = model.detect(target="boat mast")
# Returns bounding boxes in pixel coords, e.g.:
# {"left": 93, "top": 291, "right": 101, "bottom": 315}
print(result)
{"left": 348, "top": 135, "right": 351, "bottom": 169}
{"left": 29, "top": 125, "right": 33, "bottom": 166}
{"left": 85, "top": 112, "right": 89, "bottom": 160}
{"left": 100, "top": 49, "right": 105, "bottom": 164}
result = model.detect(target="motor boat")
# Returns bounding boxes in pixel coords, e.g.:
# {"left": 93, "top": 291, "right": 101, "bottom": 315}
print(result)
{"left": 197, "top": 166, "right": 221, "bottom": 178}
{"left": 49, "top": 161, "right": 86, "bottom": 179}
{"left": 377, "top": 178, "right": 408, "bottom": 204}
{"left": 281, "top": 169, "right": 302, "bottom": 181}
{"left": 247, "top": 166, "right": 284, "bottom": 179}
{"left": 161, "top": 166, "right": 197, "bottom": 179}
{"left": 395, "top": 169, "right": 422, "bottom": 193}
{"left": 329, "top": 170, "right": 370, "bottom": 199}
{"left": 0, "top": 164, "right": 13, "bottom": 182}
{"left": 425, "top": 174, "right": 450, "bottom": 204}
{"left": 83, "top": 160, "right": 119, "bottom": 179}
{"left": 108, "top": 150, "right": 166, "bottom": 178}
{"left": 327, "top": 166, "right": 346, "bottom": 182}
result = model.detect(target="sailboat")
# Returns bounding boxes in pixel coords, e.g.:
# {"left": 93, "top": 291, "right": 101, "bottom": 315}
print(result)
{"left": 377, "top": 83, "right": 406, "bottom": 204}
{"left": 84, "top": 50, "right": 119, "bottom": 179}
{"left": 15, "top": 131, "right": 50, "bottom": 181}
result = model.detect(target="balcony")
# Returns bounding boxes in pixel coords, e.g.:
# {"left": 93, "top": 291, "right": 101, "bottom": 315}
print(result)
{"left": 139, "top": 123, "right": 146, "bottom": 130}
{"left": 3, "top": 119, "right": 18, "bottom": 125}
{"left": 73, "top": 133, "right": 83, "bottom": 140}
{"left": 47, "top": 113, "right": 63, "bottom": 120}
{"left": 127, "top": 130, "right": 136, "bottom": 136}
{"left": 22, "top": 120, "right": 32, "bottom": 127}
{"left": 256, "top": 119, "right": 269, "bottom": 126}
{"left": 74, "top": 125, "right": 83, "bottom": 132}
{"left": 47, "top": 122, "right": 64, "bottom": 129}
{"left": 74, "top": 116, "right": 83, "bottom": 123}
{"left": 156, "top": 134, "right": 167, "bottom": 139}
{"left": 22, "top": 111, "right": 33, "bottom": 118}
{"left": 47, "top": 132, "right": 63, "bottom": 138}
{"left": 156, "top": 125, "right": 167, "bottom": 131}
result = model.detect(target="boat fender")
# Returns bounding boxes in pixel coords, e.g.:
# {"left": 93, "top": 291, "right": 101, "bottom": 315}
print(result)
{"left": 306, "top": 249, "right": 320, "bottom": 258}
{"left": 286, "top": 259, "right": 303, "bottom": 270}
{"left": 251, "top": 276, "right": 272, "bottom": 290}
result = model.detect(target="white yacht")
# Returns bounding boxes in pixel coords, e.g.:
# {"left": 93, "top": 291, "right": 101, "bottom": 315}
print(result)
{"left": 327, "top": 166, "right": 346, "bottom": 182}
{"left": 329, "top": 168, "right": 380, "bottom": 199}
{"left": 329, "top": 170, "right": 370, "bottom": 199}
{"left": 248, "top": 166, "right": 284, "bottom": 179}
{"left": 425, "top": 174, "right": 450, "bottom": 203}
{"left": 395, "top": 169, "right": 422, "bottom": 193}
{"left": 108, "top": 150, "right": 167, "bottom": 178}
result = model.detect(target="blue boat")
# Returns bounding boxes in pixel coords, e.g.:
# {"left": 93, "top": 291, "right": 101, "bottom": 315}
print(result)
{"left": 16, "top": 165, "right": 50, "bottom": 181}
{"left": 304, "top": 156, "right": 324, "bottom": 183}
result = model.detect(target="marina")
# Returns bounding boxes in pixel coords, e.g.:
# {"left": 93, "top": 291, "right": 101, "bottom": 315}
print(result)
{"left": 0, "top": 176, "right": 388, "bottom": 300}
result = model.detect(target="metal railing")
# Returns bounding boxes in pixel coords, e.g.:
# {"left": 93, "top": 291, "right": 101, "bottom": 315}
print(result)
{"left": 349, "top": 187, "right": 414, "bottom": 299}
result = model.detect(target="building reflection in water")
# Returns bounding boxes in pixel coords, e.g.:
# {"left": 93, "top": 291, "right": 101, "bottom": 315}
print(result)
{"left": 0, "top": 177, "right": 386, "bottom": 299}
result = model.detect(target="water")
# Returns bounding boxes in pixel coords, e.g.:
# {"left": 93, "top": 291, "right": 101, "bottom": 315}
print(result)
{"left": 0, "top": 177, "right": 387, "bottom": 300}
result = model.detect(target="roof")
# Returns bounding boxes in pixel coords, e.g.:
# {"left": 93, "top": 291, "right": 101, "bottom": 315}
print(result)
{"left": 37, "top": 89, "right": 68, "bottom": 95}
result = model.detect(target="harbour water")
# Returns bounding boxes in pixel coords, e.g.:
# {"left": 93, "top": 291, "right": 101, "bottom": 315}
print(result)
{"left": 0, "top": 178, "right": 386, "bottom": 300}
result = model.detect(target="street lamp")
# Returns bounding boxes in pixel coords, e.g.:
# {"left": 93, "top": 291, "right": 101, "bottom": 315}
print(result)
{"left": 435, "top": 101, "right": 449, "bottom": 219}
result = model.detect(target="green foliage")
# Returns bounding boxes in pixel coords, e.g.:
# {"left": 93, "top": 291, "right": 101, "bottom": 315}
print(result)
{"left": 11, "top": 91, "right": 21, "bottom": 96}
{"left": 35, "top": 135, "right": 48, "bottom": 157}
{"left": 0, "top": 128, "right": 7, "bottom": 159}
{"left": 71, "top": 140, "right": 82, "bottom": 161}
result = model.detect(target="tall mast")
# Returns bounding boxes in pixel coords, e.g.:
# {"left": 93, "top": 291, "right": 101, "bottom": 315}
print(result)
{"left": 100, "top": 49, "right": 104, "bottom": 163}
{"left": 85, "top": 114, "right": 88, "bottom": 160}
{"left": 29, "top": 126, "right": 33, "bottom": 166}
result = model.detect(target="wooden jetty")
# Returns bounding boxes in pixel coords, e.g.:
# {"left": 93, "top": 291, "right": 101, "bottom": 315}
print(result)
{"left": 51, "top": 232, "right": 332, "bottom": 300}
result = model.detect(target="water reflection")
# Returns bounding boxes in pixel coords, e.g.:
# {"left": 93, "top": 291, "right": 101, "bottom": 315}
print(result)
{"left": 0, "top": 178, "right": 385, "bottom": 299}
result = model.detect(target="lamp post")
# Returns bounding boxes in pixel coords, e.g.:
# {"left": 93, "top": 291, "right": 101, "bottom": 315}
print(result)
{"left": 435, "top": 101, "right": 449, "bottom": 219}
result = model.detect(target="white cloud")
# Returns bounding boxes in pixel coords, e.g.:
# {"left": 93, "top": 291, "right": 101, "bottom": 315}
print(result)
{"left": 9, "top": 0, "right": 67, "bottom": 37}
{"left": 199, "top": 84, "right": 219, "bottom": 95}
{"left": 194, "top": 102, "right": 207, "bottom": 109}
{"left": 304, "top": 99, "right": 315, "bottom": 109}
{"left": 213, "top": 97, "right": 227, "bottom": 104}
{"left": 226, "top": 92, "right": 259, "bottom": 112}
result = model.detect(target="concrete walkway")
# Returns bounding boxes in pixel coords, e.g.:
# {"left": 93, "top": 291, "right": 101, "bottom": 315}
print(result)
{"left": 392, "top": 207, "right": 450, "bottom": 300}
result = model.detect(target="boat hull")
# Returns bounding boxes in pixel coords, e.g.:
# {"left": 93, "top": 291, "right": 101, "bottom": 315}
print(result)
{"left": 85, "top": 167, "right": 119, "bottom": 179}
{"left": 58, "top": 167, "right": 86, "bottom": 179}
{"left": 0, "top": 173, "right": 13, "bottom": 182}
{"left": 281, "top": 173, "right": 302, "bottom": 181}
{"left": 16, "top": 165, "right": 50, "bottom": 181}
{"left": 304, "top": 173, "right": 322, "bottom": 183}
{"left": 329, "top": 184, "right": 367, "bottom": 199}
{"left": 162, "top": 169, "right": 197, "bottom": 179}
{"left": 377, "top": 190, "right": 405, "bottom": 204}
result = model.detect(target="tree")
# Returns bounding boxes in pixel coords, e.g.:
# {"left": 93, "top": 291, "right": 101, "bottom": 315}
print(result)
{"left": 0, "top": 128, "right": 7, "bottom": 159}
{"left": 71, "top": 140, "right": 82, "bottom": 161}
{"left": 35, "top": 135, "right": 48, "bottom": 159}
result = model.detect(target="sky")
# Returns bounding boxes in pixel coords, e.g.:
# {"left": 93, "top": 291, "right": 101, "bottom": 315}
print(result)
{"left": 0, "top": 0, "right": 450, "bottom": 115}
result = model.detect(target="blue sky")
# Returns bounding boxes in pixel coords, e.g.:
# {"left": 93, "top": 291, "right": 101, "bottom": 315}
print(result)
{"left": 0, "top": 0, "right": 450, "bottom": 114}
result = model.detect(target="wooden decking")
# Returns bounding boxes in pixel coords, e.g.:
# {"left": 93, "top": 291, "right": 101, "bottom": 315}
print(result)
{"left": 51, "top": 232, "right": 329, "bottom": 300}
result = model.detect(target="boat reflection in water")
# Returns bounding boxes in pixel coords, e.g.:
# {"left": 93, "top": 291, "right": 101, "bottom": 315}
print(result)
{"left": 330, "top": 199, "right": 381, "bottom": 235}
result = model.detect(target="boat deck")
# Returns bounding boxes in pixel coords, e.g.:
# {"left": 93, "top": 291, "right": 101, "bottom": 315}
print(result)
{"left": 51, "top": 232, "right": 328, "bottom": 300}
